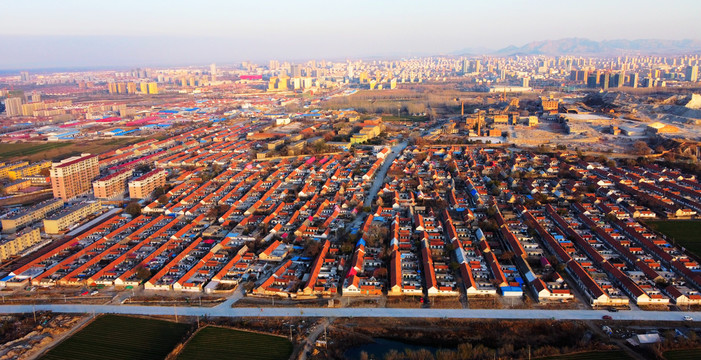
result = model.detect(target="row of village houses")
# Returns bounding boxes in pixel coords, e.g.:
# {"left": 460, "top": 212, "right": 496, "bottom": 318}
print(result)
{"left": 2, "top": 137, "right": 701, "bottom": 308}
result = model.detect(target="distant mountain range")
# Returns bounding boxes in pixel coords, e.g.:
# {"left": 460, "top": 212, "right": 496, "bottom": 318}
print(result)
{"left": 455, "top": 38, "right": 701, "bottom": 56}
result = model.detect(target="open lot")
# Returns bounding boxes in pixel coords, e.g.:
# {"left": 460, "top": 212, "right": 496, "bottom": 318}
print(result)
{"left": 177, "top": 326, "right": 292, "bottom": 360}
{"left": 0, "top": 142, "right": 72, "bottom": 160}
{"left": 646, "top": 220, "right": 701, "bottom": 258}
{"left": 0, "top": 137, "right": 147, "bottom": 162}
{"left": 41, "top": 315, "right": 190, "bottom": 360}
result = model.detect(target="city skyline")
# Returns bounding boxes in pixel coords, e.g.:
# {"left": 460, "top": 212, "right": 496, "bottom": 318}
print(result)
{"left": 2, "top": 0, "right": 701, "bottom": 69}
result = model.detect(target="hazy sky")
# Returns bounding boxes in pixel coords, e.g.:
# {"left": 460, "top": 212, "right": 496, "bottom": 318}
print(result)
{"left": 1, "top": 0, "right": 699, "bottom": 69}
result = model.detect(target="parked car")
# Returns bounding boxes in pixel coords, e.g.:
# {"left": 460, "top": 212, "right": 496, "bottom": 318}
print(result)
{"left": 602, "top": 315, "right": 612, "bottom": 320}
{"left": 683, "top": 315, "right": 693, "bottom": 321}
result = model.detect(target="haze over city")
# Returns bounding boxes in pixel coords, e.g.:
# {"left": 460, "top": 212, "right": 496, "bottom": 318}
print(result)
{"left": 2, "top": 0, "right": 701, "bottom": 68}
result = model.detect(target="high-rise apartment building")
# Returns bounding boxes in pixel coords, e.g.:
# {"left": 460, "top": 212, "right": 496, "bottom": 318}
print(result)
{"left": 139, "top": 82, "right": 158, "bottom": 94}
{"left": 569, "top": 70, "right": 588, "bottom": 83}
{"left": 93, "top": 168, "right": 133, "bottom": 199}
{"left": 277, "top": 76, "right": 289, "bottom": 91}
{"left": 629, "top": 73, "right": 639, "bottom": 88}
{"left": 210, "top": 63, "right": 217, "bottom": 82}
{"left": 612, "top": 72, "right": 625, "bottom": 88}
{"left": 687, "top": 65, "right": 699, "bottom": 82}
{"left": 4, "top": 97, "right": 23, "bottom": 117}
{"left": 602, "top": 73, "right": 610, "bottom": 90}
{"left": 22, "top": 102, "right": 46, "bottom": 116}
{"left": 128, "top": 169, "right": 167, "bottom": 199}
{"left": 291, "top": 64, "right": 302, "bottom": 77}
{"left": 50, "top": 154, "right": 100, "bottom": 199}
{"left": 127, "top": 82, "right": 137, "bottom": 94}
{"left": 148, "top": 82, "right": 158, "bottom": 94}
{"left": 577, "top": 70, "right": 588, "bottom": 82}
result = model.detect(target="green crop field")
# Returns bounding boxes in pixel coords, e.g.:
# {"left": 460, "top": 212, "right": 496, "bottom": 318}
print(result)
{"left": 646, "top": 220, "right": 701, "bottom": 258}
{"left": 177, "top": 326, "right": 293, "bottom": 360}
{"left": 664, "top": 348, "right": 701, "bottom": 360}
{"left": 538, "top": 350, "right": 631, "bottom": 359}
{"left": 41, "top": 315, "right": 190, "bottom": 360}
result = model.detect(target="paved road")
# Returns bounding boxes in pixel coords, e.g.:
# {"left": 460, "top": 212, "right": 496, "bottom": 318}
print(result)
{"left": 216, "top": 285, "right": 246, "bottom": 308}
{"left": 364, "top": 142, "right": 407, "bottom": 208}
{"left": 1, "top": 304, "right": 699, "bottom": 322}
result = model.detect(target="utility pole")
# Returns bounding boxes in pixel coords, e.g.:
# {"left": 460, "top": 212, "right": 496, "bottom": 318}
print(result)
{"left": 174, "top": 305, "right": 178, "bottom": 322}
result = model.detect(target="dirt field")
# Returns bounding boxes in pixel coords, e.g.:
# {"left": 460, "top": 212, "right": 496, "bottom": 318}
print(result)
{"left": 428, "top": 296, "right": 464, "bottom": 309}
{"left": 0, "top": 137, "right": 148, "bottom": 162}
{"left": 232, "top": 297, "right": 331, "bottom": 308}
{"left": 0, "top": 313, "right": 84, "bottom": 360}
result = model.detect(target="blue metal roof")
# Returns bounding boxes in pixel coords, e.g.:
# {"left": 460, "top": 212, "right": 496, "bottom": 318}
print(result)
{"left": 501, "top": 286, "right": 522, "bottom": 292}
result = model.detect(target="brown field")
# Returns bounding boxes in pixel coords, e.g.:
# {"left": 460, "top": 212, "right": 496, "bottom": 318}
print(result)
{"left": 428, "top": 296, "right": 464, "bottom": 309}
{"left": 466, "top": 296, "right": 503, "bottom": 309}
{"left": 385, "top": 296, "right": 425, "bottom": 308}
{"left": 231, "top": 297, "right": 330, "bottom": 308}
{"left": 0, "top": 137, "right": 149, "bottom": 162}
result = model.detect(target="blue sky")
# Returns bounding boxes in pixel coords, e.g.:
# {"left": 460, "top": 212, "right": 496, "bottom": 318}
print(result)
{"left": 1, "top": 0, "right": 699, "bottom": 69}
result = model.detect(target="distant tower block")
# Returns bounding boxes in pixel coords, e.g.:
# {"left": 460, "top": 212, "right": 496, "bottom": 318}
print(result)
{"left": 686, "top": 65, "right": 698, "bottom": 82}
